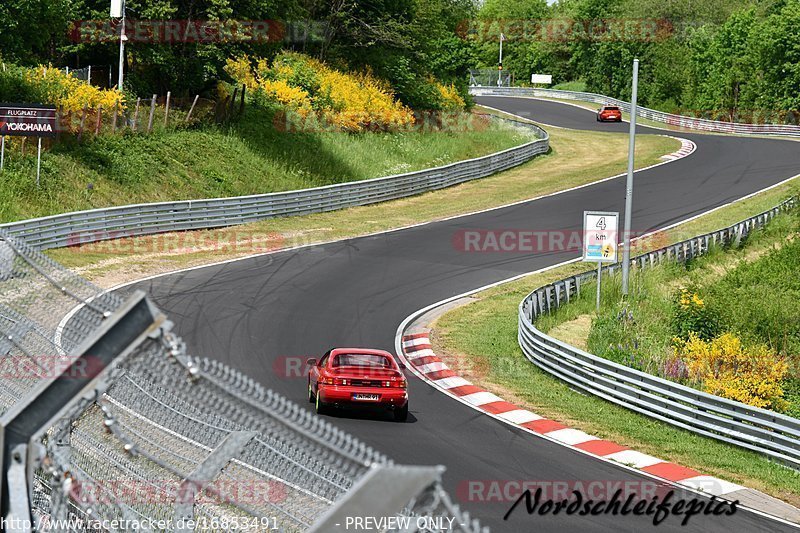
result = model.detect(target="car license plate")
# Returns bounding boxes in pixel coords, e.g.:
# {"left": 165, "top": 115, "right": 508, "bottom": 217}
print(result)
{"left": 353, "top": 393, "right": 380, "bottom": 401}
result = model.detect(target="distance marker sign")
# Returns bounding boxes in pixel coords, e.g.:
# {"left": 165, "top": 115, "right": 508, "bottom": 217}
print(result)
{"left": 0, "top": 104, "right": 58, "bottom": 138}
{"left": 583, "top": 211, "right": 619, "bottom": 263}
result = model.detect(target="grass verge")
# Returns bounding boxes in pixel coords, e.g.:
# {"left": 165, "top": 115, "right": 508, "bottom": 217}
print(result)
{"left": 0, "top": 107, "right": 531, "bottom": 223}
{"left": 433, "top": 176, "right": 800, "bottom": 507}
{"left": 48, "top": 127, "right": 679, "bottom": 287}
{"left": 537, "top": 207, "right": 800, "bottom": 415}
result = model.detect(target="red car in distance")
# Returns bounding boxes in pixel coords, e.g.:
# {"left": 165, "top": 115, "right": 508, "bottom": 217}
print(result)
{"left": 307, "top": 348, "right": 409, "bottom": 422}
{"left": 596, "top": 105, "right": 623, "bottom": 122}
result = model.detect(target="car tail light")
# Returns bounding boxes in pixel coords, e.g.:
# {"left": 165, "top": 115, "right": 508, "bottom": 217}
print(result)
{"left": 321, "top": 377, "right": 349, "bottom": 386}
{"left": 384, "top": 379, "right": 407, "bottom": 389}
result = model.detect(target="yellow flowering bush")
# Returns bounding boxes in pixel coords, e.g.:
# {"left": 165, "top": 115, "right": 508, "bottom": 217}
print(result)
{"left": 24, "top": 66, "right": 124, "bottom": 115}
{"left": 671, "top": 287, "right": 720, "bottom": 340}
{"left": 223, "top": 56, "right": 258, "bottom": 90}
{"left": 675, "top": 332, "right": 788, "bottom": 410}
{"left": 260, "top": 79, "right": 311, "bottom": 110}
{"left": 225, "top": 52, "right": 414, "bottom": 132}
{"left": 436, "top": 82, "right": 465, "bottom": 110}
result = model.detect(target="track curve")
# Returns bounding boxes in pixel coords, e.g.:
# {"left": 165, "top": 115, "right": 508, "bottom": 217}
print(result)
{"left": 125, "top": 97, "right": 799, "bottom": 532}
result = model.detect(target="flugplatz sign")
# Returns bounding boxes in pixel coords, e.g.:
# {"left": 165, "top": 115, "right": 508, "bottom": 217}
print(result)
{"left": 0, "top": 104, "right": 58, "bottom": 138}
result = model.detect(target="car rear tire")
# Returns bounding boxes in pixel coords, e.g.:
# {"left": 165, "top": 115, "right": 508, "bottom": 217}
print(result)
{"left": 315, "top": 390, "right": 330, "bottom": 415}
{"left": 394, "top": 403, "right": 409, "bottom": 422}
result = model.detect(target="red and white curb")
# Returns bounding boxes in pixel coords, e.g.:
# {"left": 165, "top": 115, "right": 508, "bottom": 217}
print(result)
{"left": 401, "top": 332, "right": 744, "bottom": 499}
{"left": 660, "top": 137, "right": 696, "bottom": 161}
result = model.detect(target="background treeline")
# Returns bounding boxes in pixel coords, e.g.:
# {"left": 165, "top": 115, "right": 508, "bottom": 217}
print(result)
{"left": 0, "top": 0, "right": 480, "bottom": 110}
{"left": 475, "top": 0, "right": 800, "bottom": 121}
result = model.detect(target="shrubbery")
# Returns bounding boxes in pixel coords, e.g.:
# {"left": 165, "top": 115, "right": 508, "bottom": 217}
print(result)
{"left": 675, "top": 333, "right": 788, "bottom": 410}
{"left": 583, "top": 209, "right": 800, "bottom": 414}
{"left": 671, "top": 288, "right": 721, "bottom": 341}
{"left": 0, "top": 64, "right": 123, "bottom": 114}
{"left": 225, "top": 53, "right": 416, "bottom": 133}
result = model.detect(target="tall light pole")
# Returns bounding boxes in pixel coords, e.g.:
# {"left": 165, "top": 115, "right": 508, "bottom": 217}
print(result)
{"left": 498, "top": 33, "right": 505, "bottom": 86}
{"left": 112, "top": 0, "right": 126, "bottom": 89}
{"left": 621, "top": 58, "right": 639, "bottom": 297}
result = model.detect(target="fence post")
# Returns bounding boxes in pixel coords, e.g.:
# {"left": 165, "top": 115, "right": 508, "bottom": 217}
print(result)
{"left": 77, "top": 105, "right": 88, "bottom": 142}
{"left": 112, "top": 101, "right": 119, "bottom": 133}
{"left": 147, "top": 94, "right": 156, "bottom": 133}
{"left": 133, "top": 97, "right": 141, "bottom": 131}
{"left": 240, "top": 85, "right": 246, "bottom": 114}
{"left": 229, "top": 87, "right": 239, "bottom": 121}
{"left": 95, "top": 105, "right": 103, "bottom": 135}
{"left": 164, "top": 91, "right": 171, "bottom": 127}
{"left": 186, "top": 95, "right": 200, "bottom": 123}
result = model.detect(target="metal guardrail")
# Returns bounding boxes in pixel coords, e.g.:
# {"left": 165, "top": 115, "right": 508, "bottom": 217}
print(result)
{"left": 0, "top": 230, "right": 488, "bottom": 531}
{"left": 470, "top": 86, "right": 800, "bottom": 136}
{"left": 0, "top": 118, "right": 547, "bottom": 251}
{"left": 518, "top": 197, "right": 800, "bottom": 468}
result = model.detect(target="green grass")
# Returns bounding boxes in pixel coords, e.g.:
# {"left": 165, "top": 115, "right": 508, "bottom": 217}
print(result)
{"left": 0, "top": 107, "right": 534, "bottom": 223}
{"left": 433, "top": 178, "right": 800, "bottom": 507}
{"left": 551, "top": 80, "right": 587, "bottom": 92}
{"left": 535, "top": 207, "right": 800, "bottom": 410}
{"left": 47, "top": 128, "right": 679, "bottom": 281}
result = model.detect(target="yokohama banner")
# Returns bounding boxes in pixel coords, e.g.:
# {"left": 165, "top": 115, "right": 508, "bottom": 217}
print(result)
{"left": 0, "top": 104, "right": 58, "bottom": 138}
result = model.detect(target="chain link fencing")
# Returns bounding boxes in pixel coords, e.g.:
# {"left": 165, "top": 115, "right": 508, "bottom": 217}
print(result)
{"left": 0, "top": 229, "right": 488, "bottom": 532}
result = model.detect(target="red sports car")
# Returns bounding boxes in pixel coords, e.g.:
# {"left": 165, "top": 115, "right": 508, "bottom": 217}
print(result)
{"left": 307, "top": 348, "right": 409, "bottom": 421}
{"left": 596, "top": 105, "right": 623, "bottom": 122}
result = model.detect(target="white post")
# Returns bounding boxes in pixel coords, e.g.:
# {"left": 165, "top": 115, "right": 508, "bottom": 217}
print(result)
{"left": 621, "top": 58, "right": 639, "bottom": 297}
{"left": 0, "top": 136, "right": 4, "bottom": 171}
{"left": 88, "top": 65, "right": 92, "bottom": 85}
{"left": 498, "top": 34, "right": 504, "bottom": 87}
{"left": 596, "top": 262, "right": 602, "bottom": 311}
{"left": 36, "top": 138, "right": 42, "bottom": 187}
{"left": 117, "top": 0, "right": 126, "bottom": 89}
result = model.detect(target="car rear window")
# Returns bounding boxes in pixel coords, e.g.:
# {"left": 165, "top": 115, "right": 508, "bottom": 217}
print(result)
{"left": 333, "top": 353, "right": 392, "bottom": 368}
{"left": 603, "top": 106, "right": 621, "bottom": 111}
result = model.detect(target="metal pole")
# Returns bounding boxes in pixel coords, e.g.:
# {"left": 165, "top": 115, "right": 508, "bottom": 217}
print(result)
{"left": 498, "top": 35, "right": 503, "bottom": 87}
{"left": 117, "top": 0, "right": 126, "bottom": 89}
{"left": 36, "top": 138, "right": 42, "bottom": 188}
{"left": 621, "top": 58, "right": 639, "bottom": 297}
{"left": 596, "top": 262, "right": 602, "bottom": 311}
{"left": 0, "top": 136, "right": 4, "bottom": 171}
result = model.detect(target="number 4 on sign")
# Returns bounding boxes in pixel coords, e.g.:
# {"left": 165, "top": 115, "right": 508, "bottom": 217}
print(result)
{"left": 596, "top": 217, "right": 607, "bottom": 230}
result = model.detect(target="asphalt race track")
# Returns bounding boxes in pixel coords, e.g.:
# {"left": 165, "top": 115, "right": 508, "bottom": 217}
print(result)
{"left": 127, "top": 97, "right": 800, "bottom": 532}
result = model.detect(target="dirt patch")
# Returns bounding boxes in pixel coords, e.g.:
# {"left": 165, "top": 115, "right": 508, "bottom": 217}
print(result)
{"left": 546, "top": 314, "right": 592, "bottom": 351}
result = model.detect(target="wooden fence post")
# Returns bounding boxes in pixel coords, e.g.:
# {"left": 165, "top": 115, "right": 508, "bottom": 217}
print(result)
{"left": 56, "top": 105, "right": 63, "bottom": 142}
{"left": 186, "top": 95, "right": 200, "bottom": 123}
{"left": 147, "top": 94, "right": 156, "bottom": 133}
{"left": 229, "top": 87, "right": 239, "bottom": 120}
{"left": 133, "top": 97, "right": 141, "bottom": 131}
{"left": 78, "top": 104, "right": 88, "bottom": 142}
{"left": 111, "top": 101, "right": 119, "bottom": 133}
{"left": 95, "top": 105, "right": 103, "bottom": 135}
{"left": 164, "top": 91, "right": 171, "bottom": 127}
{"left": 239, "top": 85, "right": 246, "bottom": 114}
